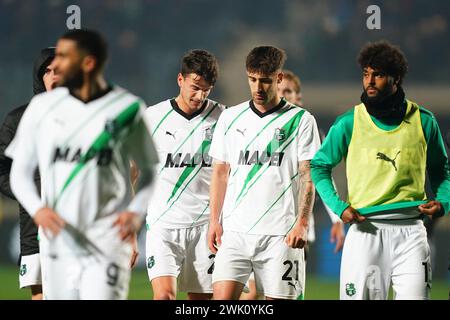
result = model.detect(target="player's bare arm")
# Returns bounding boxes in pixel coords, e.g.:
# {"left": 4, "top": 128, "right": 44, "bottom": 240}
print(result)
{"left": 285, "top": 160, "right": 315, "bottom": 249}
{"left": 127, "top": 159, "right": 139, "bottom": 267}
{"left": 207, "top": 161, "right": 230, "bottom": 253}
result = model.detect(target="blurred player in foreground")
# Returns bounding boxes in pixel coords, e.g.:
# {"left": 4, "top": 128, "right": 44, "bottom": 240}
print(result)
{"left": 6, "top": 29, "right": 158, "bottom": 299}
{"left": 311, "top": 40, "right": 450, "bottom": 300}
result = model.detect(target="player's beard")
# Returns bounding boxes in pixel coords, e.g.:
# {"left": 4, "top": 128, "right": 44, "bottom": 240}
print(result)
{"left": 361, "top": 85, "right": 406, "bottom": 120}
{"left": 60, "top": 66, "right": 84, "bottom": 90}
{"left": 363, "top": 84, "right": 392, "bottom": 105}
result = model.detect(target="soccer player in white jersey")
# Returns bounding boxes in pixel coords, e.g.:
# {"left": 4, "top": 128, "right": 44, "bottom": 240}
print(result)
{"left": 6, "top": 29, "right": 158, "bottom": 300}
{"left": 208, "top": 46, "right": 321, "bottom": 300}
{"left": 241, "top": 69, "right": 345, "bottom": 300}
{"left": 145, "top": 50, "right": 225, "bottom": 300}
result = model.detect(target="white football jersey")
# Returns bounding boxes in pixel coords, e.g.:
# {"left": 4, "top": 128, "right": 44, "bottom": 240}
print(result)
{"left": 6, "top": 86, "right": 158, "bottom": 230}
{"left": 145, "top": 98, "right": 225, "bottom": 229}
{"left": 209, "top": 99, "right": 320, "bottom": 235}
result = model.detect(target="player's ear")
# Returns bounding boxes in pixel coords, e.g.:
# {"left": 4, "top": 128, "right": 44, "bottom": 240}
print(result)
{"left": 177, "top": 73, "right": 184, "bottom": 88}
{"left": 82, "top": 55, "right": 96, "bottom": 74}
{"left": 277, "top": 71, "right": 283, "bottom": 84}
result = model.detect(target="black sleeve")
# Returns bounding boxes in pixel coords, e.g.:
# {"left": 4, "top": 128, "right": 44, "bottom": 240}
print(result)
{"left": 0, "top": 107, "right": 24, "bottom": 199}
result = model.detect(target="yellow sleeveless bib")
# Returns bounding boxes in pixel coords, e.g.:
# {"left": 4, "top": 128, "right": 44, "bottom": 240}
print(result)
{"left": 346, "top": 100, "right": 427, "bottom": 209}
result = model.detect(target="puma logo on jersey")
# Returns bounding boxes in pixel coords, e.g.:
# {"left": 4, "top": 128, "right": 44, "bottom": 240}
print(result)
{"left": 236, "top": 128, "right": 246, "bottom": 136}
{"left": 165, "top": 152, "right": 212, "bottom": 168}
{"left": 287, "top": 282, "right": 297, "bottom": 289}
{"left": 376, "top": 151, "right": 400, "bottom": 171}
{"left": 53, "top": 146, "right": 112, "bottom": 166}
{"left": 238, "top": 150, "right": 284, "bottom": 166}
{"left": 165, "top": 130, "right": 176, "bottom": 139}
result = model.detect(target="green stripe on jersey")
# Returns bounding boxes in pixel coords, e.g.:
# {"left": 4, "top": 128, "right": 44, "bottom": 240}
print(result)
{"left": 235, "top": 110, "right": 305, "bottom": 204}
{"left": 166, "top": 122, "right": 217, "bottom": 204}
{"left": 159, "top": 103, "right": 219, "bottom": 174}
{"left": 247, "top": 172, "right": 299, "bottom": 233}
{"left": 52, "top": 100, "right": 140, "bottom": 209}
{"left": 151, "top": 108, "right": 174, "bottom": 137}
{"left": 61, "top": 90, "right": 129, "bottom": 148}
{"left": 190, "top": 202, "right": 210, "bottom": 227}
{"left": 150, "top": 164, "right": 204, "bottom": 227}
{"left": 231, "top": 106, "right": 296, "bottom": 178}
{"left": 224, "top": 107, "right": 250, "bottom": 135}
{"left": 230, "top": 123, "right": 302, "bottom": 213}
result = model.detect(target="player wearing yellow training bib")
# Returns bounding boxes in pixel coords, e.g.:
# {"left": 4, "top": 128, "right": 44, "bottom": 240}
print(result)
{"left": 311, "top": 40, "right": 450, "bottom": 300}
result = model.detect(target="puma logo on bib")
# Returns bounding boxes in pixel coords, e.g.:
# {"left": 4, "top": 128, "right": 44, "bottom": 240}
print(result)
{"left": 376, "top": 151, "right": 400, "bottom": 171}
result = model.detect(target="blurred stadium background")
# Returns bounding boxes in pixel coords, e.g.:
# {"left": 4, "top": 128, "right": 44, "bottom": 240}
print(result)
{"left": 0, "top": 0, "right": 448, "bottom": 299}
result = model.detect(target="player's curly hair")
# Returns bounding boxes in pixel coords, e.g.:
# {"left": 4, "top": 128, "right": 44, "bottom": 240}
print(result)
{"left": 358, "top": 40, "right": 408, "bottom": 86}
{"left": 246, "top": 46, "right": 286, "bottom": 75}
{"left": 181, "top": 49, "right": 219, "bottom": 86}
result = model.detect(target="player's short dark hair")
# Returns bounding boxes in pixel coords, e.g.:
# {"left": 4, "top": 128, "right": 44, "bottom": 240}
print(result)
{"left": 181, "top": 49, "right": 219, "bottom": 86}
{"left": 282, "top": 70, "right": 301, "bottom": 93}
{"left": 358, "top": 40, "right": 408, "bottom": 86}
{"left": 246, "top": 46, "right": 286, "bottom": 75}
{"left": 60, "top": 29, "right": 108, "bottom": 72}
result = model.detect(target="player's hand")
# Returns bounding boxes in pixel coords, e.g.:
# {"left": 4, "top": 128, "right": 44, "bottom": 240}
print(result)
{"left": 418, "top": 200, "right": 443, "bottom": 217}
{"left": 341, "top": 206, "right": 366, "bottom": 224}
{"left": 33, "top": 207, "right": 65, "bottom": 237}
{"left": 129, "top": 232, "right": 139, "bottom": 268}
{"left": 285, "top": 223, "right": 308, "bottom": 249}
{"left": 330, "top": 221, "right": 345, "bottom": 253}
{"left": 113, "top": 211, "right": 143, "bottom": 242}
{"left": 207, "top": 221, "right": 223, "bottom": 254}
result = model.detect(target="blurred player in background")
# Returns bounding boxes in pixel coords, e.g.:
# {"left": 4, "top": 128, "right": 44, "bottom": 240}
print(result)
{"left": 0, "top": 47, "right": 58, "bottom": 300}
{"left": 277, "top": 70, "right": 345, "bottom": 257}
{"left": 144, "top": 49, "right": 225, "bottom": 300}
{"left": 6, "top": 29, "right": 158, "bottom": 300}
{"left": 311, "top": 40, "right": 450, "bottom": 300}
{"left": 208, "top": 46, "right": 321, "bottom": 300}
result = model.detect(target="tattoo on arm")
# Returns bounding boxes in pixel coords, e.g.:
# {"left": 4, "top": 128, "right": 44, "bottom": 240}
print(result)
{"left": 298, "top": 160, "right": 315, "bottom": 223}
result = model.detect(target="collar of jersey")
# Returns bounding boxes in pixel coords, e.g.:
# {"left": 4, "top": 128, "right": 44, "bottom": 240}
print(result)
{"left": 68, "top": 85, "right": 114, "bottom": 104}
{"left": 170, "top": 98, "right": 208, "bottom": 120}
{"left": 249, "top": 98, "right": 287, "bottom": 118}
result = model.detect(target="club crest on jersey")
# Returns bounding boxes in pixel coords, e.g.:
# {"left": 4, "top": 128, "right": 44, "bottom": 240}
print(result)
{"left": 105, "top": 119, "right": 118, "bottom": 134}
{"left": 20, "top": 264, "right": 27, "bottom": 276}
{"left": 204, "top": 127, "right": 214, "bottom": 141}
{"left": 345, "top": 283, "right": 356, "bottom": 297}
{"left": 274, "top": 128, "right": 286, "bottom": 141}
